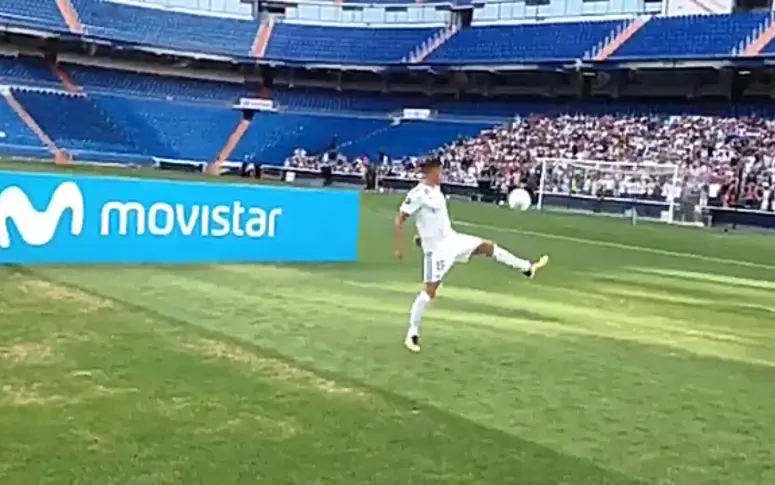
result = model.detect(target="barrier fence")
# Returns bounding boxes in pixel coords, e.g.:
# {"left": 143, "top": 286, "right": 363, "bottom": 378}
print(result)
{"left": 261, "top": 165, "right": 775, "bottom": 231}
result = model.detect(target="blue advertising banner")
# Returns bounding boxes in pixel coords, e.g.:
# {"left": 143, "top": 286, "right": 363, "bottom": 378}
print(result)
{"left": 0, "top": 171, "right": 360, "bottom": 264}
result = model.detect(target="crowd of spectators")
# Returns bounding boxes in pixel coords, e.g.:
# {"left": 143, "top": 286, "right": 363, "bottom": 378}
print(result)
{"left": 284, "top": 113, "right": 775, "bottom": 211}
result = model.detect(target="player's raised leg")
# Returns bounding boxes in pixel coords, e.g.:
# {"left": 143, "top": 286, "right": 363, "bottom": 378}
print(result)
{"left": 473, "top": 240, "right": 548, "bottom": 278}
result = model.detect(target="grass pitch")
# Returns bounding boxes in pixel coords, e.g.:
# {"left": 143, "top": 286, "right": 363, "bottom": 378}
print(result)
{"left": 1, "top": 164, "right": 774, "bottom": 484}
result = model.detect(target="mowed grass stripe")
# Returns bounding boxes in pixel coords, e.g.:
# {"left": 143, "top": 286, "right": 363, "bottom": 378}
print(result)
{"left": 1, "top": 163, "right": 774, "bottom": 484}
{"left": 0, "top": 268, "right": 644, "bottom": 485}
{"left": 33, "top": 259, "right": 775, "bottom": 485}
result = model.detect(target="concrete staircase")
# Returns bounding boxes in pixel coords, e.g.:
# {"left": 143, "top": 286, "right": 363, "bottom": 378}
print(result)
{"left": 3, "top": 89, "right": 70, "bottom": 164}
{"left": 55, "top": 0, "right": 83, "bottom": 34}
{"left": 208, "top": 118, "right": 251, "bottom": 175}
{"left": 588, "top": 16, "right": 650, "bottom": 61}
{"left": 738, "top": 13, "right": 775, "bottom": 57}
{"left": 52, "top": 64, "right": 82, "bottom": 93}
{"left": 403, "top": 24, "right": 459, "bottom": 64}
{"left": 252, "top": 18, "right": 275, "bottom": 58}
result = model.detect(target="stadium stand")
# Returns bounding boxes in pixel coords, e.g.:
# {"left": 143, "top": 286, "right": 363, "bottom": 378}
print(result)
{"left": 0, "top": 95, "right": 49, "bottom": 158}
{"left": 0, "top": 0, "right": 68, "bottom": 31}
{"left": 264, "top": 24, "right": 437, "bottom": 63}
{"left": 611, "top": 12, "right": 770, "bottom": 59}
{"left": 271, "top": 88, "right": 409, "bottom": 113}
{"left": 65, "top": 64, "right": 251, "bottom": 102}
{"left": 753, "top": 14, "right": 775, "bottom": 55}
{"left": 70, "top": 0, "right": 257, "bottom": 57}
{"left": 92, "top": 94, "right": 240, "bottom": 161}
{"left": 11, "top": 89, "right": 140, "bottom": 158}
{"left": 428, "top": 20, "right": 626, "bottom": 63}
{"left": 231, "top": 113, "right": 392, "bottom": 163}
{"left": 0, "top": 57, "right": 61, "bottom": 87}
{"left": 337, "top": 120, "right": 490, "bottom": 158}
{"left": 228, "top": 114, "right": 488, "bottom": 165}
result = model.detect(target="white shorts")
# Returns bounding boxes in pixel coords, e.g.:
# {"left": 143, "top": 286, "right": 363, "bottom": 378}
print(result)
{"left": 422, "top": 233, "right": 484, "bottom": 283}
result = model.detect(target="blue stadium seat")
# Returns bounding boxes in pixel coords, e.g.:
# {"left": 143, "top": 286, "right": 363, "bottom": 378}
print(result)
{"left": 231, "top": 113, "right": 488, "bottom": 164}
{"left": 0, "top": 0, "right": 67, "bottom": 31}
{"left": 231, "top": 113, "right": 391, "bottom": 164}
{"left": 0, "top": 56, "right": 61, "bottom": 87}
{"left": 12, "top": 89, "right": 140, "bottom": 156}
{"left": 339, "top": 120, "right": 490, "bottom": 158}
{"left": 67, "top": 64, "right": 251, "bottom": 102}
{"left": 428, "top": 20, "right": 624, "bottom": 63}
{"left": 0, "top": 97, "right": 49, "bottom": 158}
{"left": 612, "top": 13, "right": 768, "bottom": 59}
{"left": 70, "top": 0, "right": 257, "bottom": 57}
{"left": 432, "top": 97, "right": 564, "bottom": 117}
{"left": 272, "top": 88, "right": 425, "bottom": 113}
{"left": 264, "top": 23, "right": 435, "bottom": 63}
{"left": 93, "top": 94, "right": 240, "bottom": 160}
{"left": 90, "top": 94, "right": 173, "bottom": 158}
{"left": 564, "top": 98, "right": 775, "bottom": 117}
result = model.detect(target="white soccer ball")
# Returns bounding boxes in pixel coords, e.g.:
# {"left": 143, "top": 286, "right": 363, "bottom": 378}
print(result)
{"left": 507, "top": 188, "right": 532, "bottom": 211}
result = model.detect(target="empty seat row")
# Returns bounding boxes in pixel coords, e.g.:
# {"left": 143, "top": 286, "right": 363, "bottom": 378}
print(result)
{"left": 429, "top": 20, "right": 625, "bottom": 63}
{"left": 0, "top": 97, "right": 48, "bottom": 158}
{"left": 265, "top": 24, "right": 437, "bottom": 63}
{"left": 265, "top": 21, "right": 620, "bottom": 64}
{"left": 232, "top": 113, "right": 391, "bottom": 162}
{"left": 337, "top": 120, "right": 488, "bottom": 158}
{"left": 93, "top": 94, "right": 241, "bottom": 160}
{"left": 66, "top": 64, "right": 252, "bottom": 102}
{"left": 70, "top": 0, "right": 257, "bottom": 58}
{"left": 12, "top": 89, "right": 140, "bottom": 156}
{"left": 0, "top": 56, "right": 252, "bottom": 104}
{"left": 612, "top": 12, "right": 769, "bottom": 59}
{"left": 10, "top": 89, "right": 244, "bottom": 162}
{"left": 0, "top": 0, "right": 67, "bottom": 31}
{"left": 264, "top": 14, "right": 772, "bottom": 63}
{"left": 0, "top": 2, "right": 771, "bottom": 63}
{"left": 0, "top": 57, "right": 61, "bottom": 87}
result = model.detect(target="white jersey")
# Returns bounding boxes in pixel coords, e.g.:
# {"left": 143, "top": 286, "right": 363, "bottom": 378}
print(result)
{"left": 399, "top": 182, "right": 454, "bottom": 253}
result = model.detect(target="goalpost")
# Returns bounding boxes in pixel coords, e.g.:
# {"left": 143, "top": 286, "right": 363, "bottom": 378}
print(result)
{"left": 535, "top": 158, "right": 687, "bottom": 225}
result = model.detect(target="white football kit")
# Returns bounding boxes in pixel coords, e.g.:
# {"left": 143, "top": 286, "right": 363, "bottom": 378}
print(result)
{"left": 399, "top": 183, "right": 484, "bottom": 283}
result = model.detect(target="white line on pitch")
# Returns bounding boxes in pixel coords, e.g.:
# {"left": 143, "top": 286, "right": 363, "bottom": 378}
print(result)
{"left": 369, "top": 207, "right": 775, "bottom": 271}
{"left": 453, "top": 219, "right": 775, "bottom": 271}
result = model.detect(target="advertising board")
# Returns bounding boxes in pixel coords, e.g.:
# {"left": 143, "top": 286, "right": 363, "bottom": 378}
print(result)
{"left": 0, "top": 171, "right": 360, "bottom": 264}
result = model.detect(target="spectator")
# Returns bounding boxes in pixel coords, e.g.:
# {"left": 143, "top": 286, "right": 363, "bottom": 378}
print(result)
{"left": 286, "top": 113, "right": 775, "bottom": 211}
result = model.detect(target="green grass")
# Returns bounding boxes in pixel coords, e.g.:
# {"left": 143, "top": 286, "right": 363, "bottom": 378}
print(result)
{"left": 1, "top": 161, "right": 774, "bottom": 484}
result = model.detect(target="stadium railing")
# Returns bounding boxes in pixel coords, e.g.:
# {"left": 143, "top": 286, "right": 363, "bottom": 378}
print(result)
{"left": 260, "top": 165, "right": 775, "bottom": 231}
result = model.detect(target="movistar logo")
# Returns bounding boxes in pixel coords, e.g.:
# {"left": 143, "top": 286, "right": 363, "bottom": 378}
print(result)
{"left": 0, "top": 181, "right": 84, "bottom": 249}
{"left": 0, "top": 181, "right": 283, "bottom": 249}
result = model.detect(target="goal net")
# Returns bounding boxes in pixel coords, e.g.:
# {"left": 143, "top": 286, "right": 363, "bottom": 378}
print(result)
{"left": 534, "top": 158, "right": 699, "bottom": 225}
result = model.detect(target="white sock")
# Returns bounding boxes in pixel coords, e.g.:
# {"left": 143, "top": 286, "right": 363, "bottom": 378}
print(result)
{"left": 407, "top": 291, "right": 432, "bottom": 339}
{"left": 493, "top": 245, "right": 531, "bottom": 272}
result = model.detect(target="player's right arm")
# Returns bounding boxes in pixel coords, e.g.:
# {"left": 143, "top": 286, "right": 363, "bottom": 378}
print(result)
{"left": 394, "top": 188, "right": 423, "bottom": 260}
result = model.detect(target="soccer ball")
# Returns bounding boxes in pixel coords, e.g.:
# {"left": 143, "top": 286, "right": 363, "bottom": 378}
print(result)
{"left": 507, "top": 188, "right": 532, "bottom": 211}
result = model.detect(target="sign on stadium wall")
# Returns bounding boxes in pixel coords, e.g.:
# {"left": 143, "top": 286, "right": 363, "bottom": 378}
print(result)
{"left": 402, "top": 108, "right": 432, "bottom": 120}
{"left": 0, "top": 171, "right": 360, "bottom": 264}
{"left": 234, "top": 98, "right": 276, "bottom": 111}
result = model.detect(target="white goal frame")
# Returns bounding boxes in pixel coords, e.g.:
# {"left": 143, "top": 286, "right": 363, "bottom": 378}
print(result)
{"left": 535, "top": 157, "right": 682, "bottom": 224}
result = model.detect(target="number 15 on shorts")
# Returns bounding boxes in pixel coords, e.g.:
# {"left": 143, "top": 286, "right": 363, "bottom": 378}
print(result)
{"left": 424, "top": 254, "right": 450, "bottom": 283}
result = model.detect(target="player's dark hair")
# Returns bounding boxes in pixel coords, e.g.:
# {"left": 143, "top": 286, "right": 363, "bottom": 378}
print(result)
{"left": 421, "top": 158, "right": 442, "bottom": 172}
